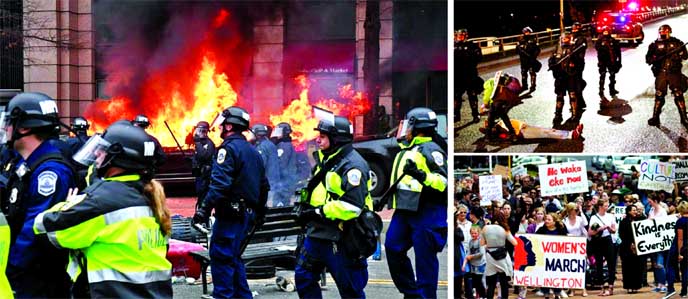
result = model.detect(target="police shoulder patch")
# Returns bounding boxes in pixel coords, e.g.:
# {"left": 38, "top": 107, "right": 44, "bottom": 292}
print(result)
{"left": 37, "top": 171, "right": 58, "bottom": 196}
{"left": 347, "top": 169, "right": 362, "bottom": 187}
{"left": 217, "top": 148, "right": 227, "bottom": 164}
{"left": 431, "top": 151, "right": 445, "bottom": 167}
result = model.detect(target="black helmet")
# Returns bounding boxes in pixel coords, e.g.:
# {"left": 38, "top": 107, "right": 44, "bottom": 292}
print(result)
{"left": 252, "top": 123, "right": 269, "bottom": 137}
{"left": 276, "top": 122, "right": 292, "bottom": 135}
{"left": 196, "top": 121, "right": 210, "bottom": 129}
{"left": 522, "top": 27, "right": 533, "bottom": 34}
{"left": 456, "top": 29, "right": 468, "bottom": 41}
{"left": 132, "top": 114, "right": 150, "bottom": 129}
{"left": 6, "top": 92, "right": 59, "bottom": 129}
{"left": 406, "top": 107, "right": 438, "bottom": 130}
{"left": 72, "top": 117, "right": 90, "bottom": 131}
{"left": 100, "top": 120, "right": 155, "bottom": 171}
{"left": 315, "top": 116, "right": 354, "bottom": 146}
{"left": 572, "top": 22, "right": 582, "bottom": 32}
{"left": 221, "top": 106, "right": 250, "bottom": 129}
{"left": 560, "top": 33, "right": 572, "bottom": 47}
{"left": 659, "top": 24, "right": 672, "bottom": 39}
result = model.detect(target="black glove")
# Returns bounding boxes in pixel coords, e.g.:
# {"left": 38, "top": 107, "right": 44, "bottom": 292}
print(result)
{"left": 192, "top": 209, "right": 208, "bottom": 226}
{"left": 298, "top": 206, "right": 324, "bottom": 224}
{"left": 403, "top": 160, "right": 426, "bottom": 183}
{"left": 373, "top": 198, "right": 386, "bottom": 212}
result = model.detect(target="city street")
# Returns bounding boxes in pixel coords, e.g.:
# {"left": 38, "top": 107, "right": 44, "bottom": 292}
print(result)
{"left": 455, "top": 13, "right": 688, "bottom": 153}
{"left": 167, "top": 197, "right": 448, "bottom": 299}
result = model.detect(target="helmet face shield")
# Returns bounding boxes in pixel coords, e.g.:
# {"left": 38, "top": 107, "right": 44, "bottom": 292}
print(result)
{"left": 194, "top": 127, "right": 208, "bottom": 139}
{"left": 396, "top": 120, "right": 410, "bottom": 140}
{"left": 0, "top": 112, "right": 9, "bottom": 145}
{"left": 73, "top": 134, "right": 111, "bottom": 167}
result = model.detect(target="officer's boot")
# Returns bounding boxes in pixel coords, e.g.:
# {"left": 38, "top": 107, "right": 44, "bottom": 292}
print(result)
{"left": 609, "top": 72, "right": 619, "bottom": 97}
{"left": 598, "top": 74, "right": 606, "bottom": 97}
{"left": 675, "top": 96, "right": 688, "bottom": 129}
{"left": 648, "top": 97, "right": 665, "bottom": 127}
{"left": 554, "top": 96, "right": 564, "bottom": 125}
{"left": 570, "top": 94, "right": 580, "bottom": 119}
{"left": 469, "top": 94, "right": 480, "bottom": 123}
{"left": 521, "top": 70, "right": 529, "bottom": 92}
{"left": 529, "top": 72, "right": 537, "bottom": 92}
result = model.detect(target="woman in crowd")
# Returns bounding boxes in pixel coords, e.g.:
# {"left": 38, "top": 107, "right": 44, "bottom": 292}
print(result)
{"left": 562, "top": 202, "right": 588, "bottom": 297}
{"left": 456, "top": 204, "right": 473, "bottom": 299}
{"left": 482, "top": 212, "right": 518, "bottom": 299}
{"left": 648, "top": 193, "right": 669, "bottom": 293}
{"left": 526, "top": 207, "right": 545, "bottom": 233}
{"left": 667, "top": 201, "right": 688, "bottom": 297}
{"left": 536, "top": 213, "right": 569, "bottom": 299}
{"left": 619, "top": 204, "right": 645, "bottom": 294}
{"left": 588, "top": 199, "right": 617, "bottom": 296}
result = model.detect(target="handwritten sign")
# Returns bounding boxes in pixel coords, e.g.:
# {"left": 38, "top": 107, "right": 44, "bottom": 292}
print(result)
{"left": 479, "top": 175, "right": 502, "bottom": 206}
{"left": 538, "top": 161, "right": 588, "bottom": 196}
{"left": 493, "top": 165, "right": 510, "bottom": 178}
{"left": 513, "top": 234, "right": 587, "bottom": 289}
{"left": 512, "top": 165, "right": 527, "bottom": 178}
{"left": 631, "top": 215, "right": 678, "bottom": 255}
{"left": 638, "top": 160, "right": 675, "bottom": 193}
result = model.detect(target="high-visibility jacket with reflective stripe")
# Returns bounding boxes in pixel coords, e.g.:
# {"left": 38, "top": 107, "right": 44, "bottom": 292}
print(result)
{"left": 0, "top": 214, "right": 13, "bottom": 299}
{"left": 33, "top": 174, "right": 172, "bottom": 298}
{"left": 390, "top": 136, "right": 448, "bottom": 211}
{"left": 304, "top": 145, "right": 373, "bottom": 241}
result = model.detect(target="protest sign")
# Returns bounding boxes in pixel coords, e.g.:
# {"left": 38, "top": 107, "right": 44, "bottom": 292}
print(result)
{"left": 631, "top": 215, "right": 678, "bottom": 255}
{"left": 479, "top": 175, "right": 502, "bottom": 206}
{"left": 512, "top": 165, "right": 527, "bottom": 178}
{"left": 493, "top": 165, "right": 510, "bottom": 178}
{"left": 638, "top": 160, "right": 675, "bottom": 193}
{"left": 673, "top": 160, "right": 688, "bottom": 182}
{"left": 612, "top": 206, "right": 626, "bottom": 224}
{"left": 513, "top": 234, "right": 587, "bottom": 289}
{"left": 538, "top": 161, "right": 588, "bottom": 196}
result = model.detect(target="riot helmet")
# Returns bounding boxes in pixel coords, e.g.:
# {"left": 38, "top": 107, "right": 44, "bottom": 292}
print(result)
{"left": 132, "top": 114, "right": 150, "bottom": 129}
{"left": 572, "top": 22, "right": 582, "bottom": 33}
{"left": 71, "top": 117, "right": 90, "bottom": 134}
{"left": 397, "top": 107, "right": 438, "bottom": 140}
{"left": 1, "top": 92, "right": 60, "bottom": 145}
{"left": 213, "top": 106, "right": 249, "bottom": 138}
{"left": 560, "top": 33, "right": 572, "bottom": 48}
{"left": 522, "top": 27, "right": 533, "bottom": 35}
{"left": 456, "top": 29, "right": 468, "bottom": 42}
{"left": 659, "top": 24, "right": 672, "bottom": 40}
{"left": 315, "top": 116, "right": 354, "bottom": 148}
{"left": 194, "top": 121, "right": 210, "bottom": 139}
{"left": 251, "top": 123, "right": 269, "bottom": 137}
{"left": 73, "top": 120, "right": 155, "bottom": 173}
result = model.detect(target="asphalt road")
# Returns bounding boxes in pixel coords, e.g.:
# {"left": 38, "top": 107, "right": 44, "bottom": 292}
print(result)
{"left": 455, "top": 13, "right": 688, "bottom": 153}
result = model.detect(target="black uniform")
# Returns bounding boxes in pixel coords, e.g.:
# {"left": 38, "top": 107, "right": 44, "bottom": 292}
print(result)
{"left": 595, "top": 34, "right": 622, "bottom": 97}
{"left": 572, "top": 30, "right": 589, "bottom": 108}
{"left": 549, "top": 39, "right": 586, "bottom": 121}
{"left": 455, "top": 40, "right": 484, "bottom": 122}
{"left": 646, "top": 36, "right": 688, "bottom": 126}
{"left": 517, "top": 34, "right": 541, "bottom": 91}
{"left": 192, "top": 136, "right": 216, "bottom": 209}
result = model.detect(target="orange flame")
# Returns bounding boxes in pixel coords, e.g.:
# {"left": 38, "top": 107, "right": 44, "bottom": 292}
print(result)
{"left": 212, "top": 9, "right": 230, "bottom": 28}
{"left": 269, "top": 75, "right": 372, "bottom": 147}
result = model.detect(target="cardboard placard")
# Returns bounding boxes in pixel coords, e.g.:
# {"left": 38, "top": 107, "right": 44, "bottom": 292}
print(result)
{"left": 631, "top": 215, "right": 678, "bottom": 255}
{"left": 513, "top": 234, "right": 587, "bottom": 289}
{"left": 479, "top": 175, "right": 502, "bottom": 206}
{"left": 638, "top": 160, "right": 675, "bottom": 193}
{"left": 538, "top": 161, "right": 588, "bottom": 196}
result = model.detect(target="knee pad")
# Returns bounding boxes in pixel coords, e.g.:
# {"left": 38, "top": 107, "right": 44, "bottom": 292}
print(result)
{"left": 656, "top": 90, "right": 665, "bottom": 97}
{"left": 568, "top": 92, "right": 578, "bottom": 101}
{"left": 673, "top": 89, "right": 683, "bottom": 97}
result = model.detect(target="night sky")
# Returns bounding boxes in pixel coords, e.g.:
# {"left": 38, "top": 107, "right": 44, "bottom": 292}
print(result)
{"left": 455, "top": 0, "right": 679, "bottom": 37}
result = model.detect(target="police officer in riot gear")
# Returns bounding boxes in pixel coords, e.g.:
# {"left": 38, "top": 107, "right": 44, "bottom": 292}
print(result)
{"left": 66, "top": 116, "right": 90, "bottom": 154}
{"left": 455, "top": 29, "right": 484, "bottom": 123}
{"left": 595, "top": 25, "right": 622, "bottom": 99}
{"left": 192, "top": 121, "right": 216, "bottom": 209}
{"left": 645, "top": 24, "right": 688, "bottom": 128}
{"left": 517, "top": 26, "right": 542, "bottom": 92}
{"left": 1, "top": 92, "right": 75, "bottom": 297}
{"left": 273, "top": 122, "right": 297, "bottom": 207}
{"left": 132, "top": 114, "right": 167, "bottom": 168}
{"left": 383, "top": 107, "right": 448, "bottom": 299}
{"left": 571, "top": 22, "right": 588, "bottom": 109}
{"left": 295, "top": 114, "right": 372, "bottom": 299}
{"left": 193, "top": 106, "right": 269, "bottom": 299}
{"left": 549, "top": 33, "right": 586, "bottom": 123}
{"left": 252, "top": 123, "right": 280, "bottom": 206}
{"left": 36, "top": 120, "right": 173, "bottom": 298}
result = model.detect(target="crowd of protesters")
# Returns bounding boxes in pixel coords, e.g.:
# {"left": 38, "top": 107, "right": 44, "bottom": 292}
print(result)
{"left": 454, "top": 162, "right": 688, "bottom": 299}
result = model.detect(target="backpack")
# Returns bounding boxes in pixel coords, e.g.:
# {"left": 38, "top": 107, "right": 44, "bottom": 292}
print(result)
{"left": 341, "top": 207, "right": 383, "bottom": 259}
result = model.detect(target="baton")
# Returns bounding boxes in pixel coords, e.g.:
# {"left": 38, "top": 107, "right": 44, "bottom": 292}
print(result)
{"left": 163, "top": 121, "right": 188, "bottom": 158}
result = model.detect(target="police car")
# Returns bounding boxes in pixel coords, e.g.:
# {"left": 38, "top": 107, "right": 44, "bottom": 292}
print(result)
{"left": 594, "top": 11, "right": 645, "bottom": 45}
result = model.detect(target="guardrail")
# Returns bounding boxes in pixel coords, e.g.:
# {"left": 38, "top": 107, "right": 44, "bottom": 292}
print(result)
{"left": 466, "top": 5, "right": 687, "bottom": 59}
